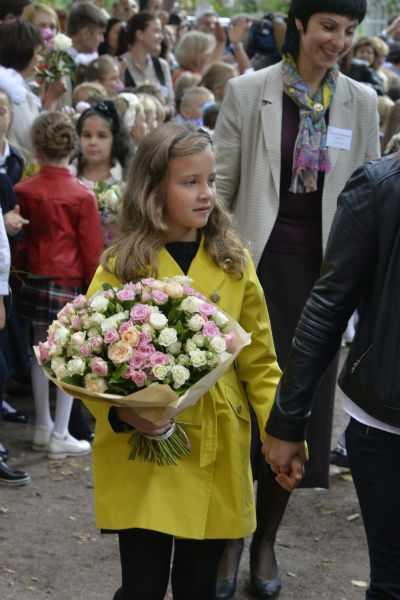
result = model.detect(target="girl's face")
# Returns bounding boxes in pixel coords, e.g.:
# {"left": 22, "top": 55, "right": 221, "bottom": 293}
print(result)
{"left": 107, "top": 21, "right": 123, "bottom": 54}
{"left": 33, "top": 10, "right": 58, "bottom": 33}
{"left": 164, "top": 147, "right": 216, "bottom": 242}
{"left": 99, "top": 63, "right": 123, "bottom": 96}
{"left": 148, "top": 0, "right": 161, "bottom": 15}
{"left": 138, "top": 19, "right": 163, "bottom": 55}
{"left": 80, "top": 115, "right": 113, "bottom": 167}
{"left": 354, "top": 44, "right": 375, "bottom": 66}
{"left": 0, "top": 96, "right": 12, "bottom": 138}
{"left": 296, "top": 12, "right": 359, "bottom": 74}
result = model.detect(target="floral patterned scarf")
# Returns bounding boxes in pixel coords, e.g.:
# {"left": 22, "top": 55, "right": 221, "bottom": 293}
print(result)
{"left": 282, "top": 54, "right": 339, "bottom": 194}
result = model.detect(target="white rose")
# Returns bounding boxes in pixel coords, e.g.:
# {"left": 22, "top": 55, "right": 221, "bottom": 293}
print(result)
{"left": 149, "top": 312, "right": 168, "bottom": 330}
{"left": 166, "top": 354, "right": 176, "bottom": 365}
{"left": 189, "top": 349, "right": 207, "bottom": 368}
{"left": 53, "top": 32, "right": 73, "bottom": 52}
{"left": 213, "top": 311, "right": 229, "bottom": 327}
{"left": 164, "top": 275, "right": 193, "bottom": 286}
{"left": 171, "top": 365, "right": 190, "bottom": 388}
{"left": 49, "top": 343, "right": 63, "bottom": 357}
{"left": 90, "top": 294, "right": 109, "bottom": 313}
{"left": 81, "top": 314, "right": 91, "bottom": 329}
{"left": 71, "top": 331, "right": 86, "bottom": 347}
{"left": 142, "top": 322, "right": 154, "bottom": 334}
{"left": 164, "top": 281, "right": 184, "bottom": 298}
{"left": 67, "top": 357, "right": 86, "bottom": 376}
{"left": 87, "top": 327, "right": 100, "bottom": 338}
{"left": 100, "top": 315, "right": 118, "bottom": 333}
{"left": 185, "top": 339, "right": 197, "bottom": 353}
{"left": 177, "top": 354, "right": 190, "bottom": 366}
{"left": 89, "top": 312, "right": 106, "bottom": 328}
{"left": 216, "top": 351, "right": 231, "bottom": 364}
{"left": 54, "top": 325, "right": 70, "bottom": 346}
{"left": 209, "top": 337, "right": 226, "bottom": 353}
{"left": 181, "top": 297, "right": 201, "bottom": 313}
{"left": 102, "top": 189, "right": 120, "bottom": 212}
{"left": 206, "top": 353, "right": 218, "bottom": 368}
{"left": 51, "top": 357, "right": 67, "bottom": 378}
{"left": 187, "top": 314, "right": 205, "bottom": 331}
{"left": 115, "top": 310, "right": 129, "bottom": 322}
{"left": 167, "top": 341, "right": 182, "bottom": 355}
{"left": 152, "top": 365, "right": 169, "bottom": 380}
{"left": 192, "top": 332, "right": 205, "bottom": 347}
{"left": 158, "top": 327, "right": 178, "bottom": 347}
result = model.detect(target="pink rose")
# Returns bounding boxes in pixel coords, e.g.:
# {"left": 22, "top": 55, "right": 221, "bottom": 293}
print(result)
{"left": 104, "top": 329, "right": 119, "bottom": 344}
{"left": 149, "top": 352, "right": 168, "bottom": 366}
{"left": 132, "top": 283, "right": 142, "bottom": 294}
{"left": 203, "top": 321, "right": 221, "bottom": 338}
{"left": 75, "top": 101, "right": 91, "bottom": 114}
{"left": 183, "top": 286, "right": 195, "bottom": 295}
{"left": 141, "top": 291, "right": 151, "bottom": 302}
{"left": 73, "top": 295, "right": 87, "bottom": 309}
{"left": 129, "top": 352, "right": 147, "bottom": 370}
{"left": 41, "top": 27, "right": 54, "bottom": 41}
{"left": 45, "top": 39, "right": 54, "bottom": 51}
{"left": 71, "top": 317, "right": 82, "bottom": 330}
{"left": 104, "top": 289, "right": 115, "bottom": 299}
{"left": 224, "top": 332, "right": 235, "bottom": 348}
{"left": 117, "top": 288, "right": 135, "bottom": 301}
{"left": 79, "top": 344, "right": 92, "bottom": 358}
{"left": 38, "top": 342, "right": 50, "bottom": 364}
{"left": 152, "top": 290, "right": 168, "bottom": 305}
{"left": 59, "top": 315, "right": 70, "bottom": 324}
{"left": 78, "top": 308, "right": 88, "bottom": 315}
{"left": 199, "top": 302, "right": 217, "bottom": 317}
{"left": 130, "top": 304, "right": 151, "bottom": 323}
{"left": 89, "top": 336, "right": 103, "bottom": 349}
{"left": 131, "top": 369, "right": 147, "bottom": 387}
{"left": 141, "top": 278, "right": 155, "bottom": 286}
{"left": 91, "top": 357, "right": 108, "bottom": 376}
{"left": 139, "top": 330, "right": 152, "bottom": 345}
{"left": 48, "top": 330, "right": 56, "bottom": 346}
{"left": 137, "top": 343, "right": 156, "bottom": 357}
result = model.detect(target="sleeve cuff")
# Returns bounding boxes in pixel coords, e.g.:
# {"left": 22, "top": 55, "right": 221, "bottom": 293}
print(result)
{"left": 108, "top": 406, "right": 134, "bottom": 433}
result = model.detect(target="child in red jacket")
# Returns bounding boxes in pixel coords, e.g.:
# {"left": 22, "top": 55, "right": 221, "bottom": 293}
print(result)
{"left": 14, "top": 111, "right": 104, "bottom": 459}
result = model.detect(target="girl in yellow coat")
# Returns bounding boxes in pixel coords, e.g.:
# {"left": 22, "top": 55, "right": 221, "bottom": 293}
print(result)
{"left": 85, "top": 122, "right": 281, "bottom": 600}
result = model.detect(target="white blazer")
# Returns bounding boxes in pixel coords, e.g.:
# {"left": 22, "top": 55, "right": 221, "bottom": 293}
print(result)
{"left": 214, "top": 62, "right": 380, "bottom": 267}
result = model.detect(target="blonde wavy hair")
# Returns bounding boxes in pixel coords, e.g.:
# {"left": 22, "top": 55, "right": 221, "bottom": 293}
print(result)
{"left": 102, "top": 122, "right": 247, "bottom": 281}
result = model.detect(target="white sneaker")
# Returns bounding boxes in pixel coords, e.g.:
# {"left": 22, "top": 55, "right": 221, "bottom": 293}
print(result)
{"left": 32, "top": 425, "right": 53, "bottom": 451}
{"left": 47, "top": 431, "right": 92, "bottom": 459}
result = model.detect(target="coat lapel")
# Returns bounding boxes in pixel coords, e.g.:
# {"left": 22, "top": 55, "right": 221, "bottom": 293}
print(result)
{"left": 260, "top": 63, "right": 283, "bottom": 198}
{"left": 326, "top": 74, "right": 353, "bottom": 176}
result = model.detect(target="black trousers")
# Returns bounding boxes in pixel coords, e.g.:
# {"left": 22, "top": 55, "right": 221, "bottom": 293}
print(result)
{"left": 113, "top": 528, "right": 226, "bottom": 600}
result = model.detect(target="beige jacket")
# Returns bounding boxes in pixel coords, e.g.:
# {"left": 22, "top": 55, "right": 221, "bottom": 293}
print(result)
{"left": 214, "top": 62, "right": 380, "bottom": 267}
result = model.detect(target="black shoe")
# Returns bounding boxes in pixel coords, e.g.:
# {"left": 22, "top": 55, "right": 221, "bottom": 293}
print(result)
{"left": 216, "top": 539, "right": 244, "bottom": 599}
{"left": 0, "top": 460, "right": 30, "bottom": 486}
{"left": 2, "top": 408, "right": 29, "bottom": 424}
{"left": 0, "top": 449, "right": 9, "bottom": 461}
{"left": 249, "top": 575, "right": 282, "bottom": 599}
{"left": 330, "top": 447, "right": 350, "bottom": 469}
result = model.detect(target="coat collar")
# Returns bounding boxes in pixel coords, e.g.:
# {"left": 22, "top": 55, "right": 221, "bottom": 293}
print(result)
{"left": 157, "top": 235, "right": 225, "bottom": 301}
{"left": 261, "top": 63, "right": 284, "bottom": 198}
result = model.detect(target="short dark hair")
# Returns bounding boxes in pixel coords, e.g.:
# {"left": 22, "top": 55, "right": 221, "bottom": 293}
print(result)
{"left": 0, "top": 18, "right": 41, "bottom": 72}
{"left": 0, "top": 0, "right": 32, "bottom": 20}
{"left": 67, "top": 1, "right": 107, "bottom": 36}
{"left": 282, "top": 0, "right": 367, "bottom": 57}
{"left": 125, "top": 12, "right": 155, "bottom": 46}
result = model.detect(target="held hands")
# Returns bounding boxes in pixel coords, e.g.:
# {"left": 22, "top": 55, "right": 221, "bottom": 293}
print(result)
{"left": 262, "top": 433, "right": 308, "bottom": 492}
{"left": 3, "top": 205, "right": 29, "bottom": 236}
{"left": 115, "top": 406, "right": 171, "bottom": 436}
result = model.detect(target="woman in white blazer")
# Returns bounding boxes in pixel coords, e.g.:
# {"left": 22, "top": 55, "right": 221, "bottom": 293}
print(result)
{"left": 213, "top": 1, "right": 380, "bottom": 599}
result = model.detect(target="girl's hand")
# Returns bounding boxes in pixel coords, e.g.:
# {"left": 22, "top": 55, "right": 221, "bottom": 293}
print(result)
{"left": 115, "top": 406, "right": 171, "bottom": 436}
{"left": 0, "top": 296, "right": 6, "bottom": 330}
{"left": 262, "top": 433, "right": 308, "bottom": 491}
{"left": 3, "top": 205, "right": 29, "bottom": 236}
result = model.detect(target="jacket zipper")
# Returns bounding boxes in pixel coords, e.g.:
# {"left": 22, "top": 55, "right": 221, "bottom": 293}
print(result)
{"left": 350, "top": 344, "right": 372, "bottom": 373}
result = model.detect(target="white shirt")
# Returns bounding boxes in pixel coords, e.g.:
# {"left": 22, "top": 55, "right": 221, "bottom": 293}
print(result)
{"left": 0, "top": 209, "right": 10, "bottom": 296}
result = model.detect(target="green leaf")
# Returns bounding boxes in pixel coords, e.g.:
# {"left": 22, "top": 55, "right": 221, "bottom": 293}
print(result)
{"left": 102, "top": 283, "right": 113, "bottom": 291}
{"left": 60, "top": 375, "right": 84, "bottom": 387}
{"left": 110, "top": 363, "right": 127, "bottom": 380}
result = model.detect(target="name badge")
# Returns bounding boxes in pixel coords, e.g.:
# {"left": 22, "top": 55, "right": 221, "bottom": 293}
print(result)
{"left": 326, "top": 126, "right": 353, "bottom": 151}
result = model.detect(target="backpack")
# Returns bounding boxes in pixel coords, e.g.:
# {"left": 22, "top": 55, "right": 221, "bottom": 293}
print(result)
{"left": 248, "top": 13, "right": 286, "bottom": 59}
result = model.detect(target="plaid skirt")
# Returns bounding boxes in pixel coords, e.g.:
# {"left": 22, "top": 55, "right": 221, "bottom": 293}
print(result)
{"left": 17, "top": 278, "right": 84, "bottom": 327}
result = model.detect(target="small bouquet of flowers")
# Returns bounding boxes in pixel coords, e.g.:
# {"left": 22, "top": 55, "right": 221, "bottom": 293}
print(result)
{"left": 93, "top": 181, "right": 124, "bottom": 247}
{"left": 35, "top": 28, "right": 75, "bottom": 85}
{"left": 34, "top": 276, "right": 251, "bottom": 465}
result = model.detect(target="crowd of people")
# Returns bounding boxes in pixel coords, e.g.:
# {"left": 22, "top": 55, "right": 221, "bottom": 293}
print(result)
{"left": 1, "top": 0, "right": 400, "bottom": 599}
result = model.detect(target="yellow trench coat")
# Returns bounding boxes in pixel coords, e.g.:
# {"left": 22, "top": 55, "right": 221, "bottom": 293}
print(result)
{"left": 85, "top": 239, "right": 281, "bottom": 539}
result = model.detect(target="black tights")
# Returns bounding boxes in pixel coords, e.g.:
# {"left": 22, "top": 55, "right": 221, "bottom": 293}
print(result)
{"left": 113, "top": 528, "right": 227, "bottom": 600}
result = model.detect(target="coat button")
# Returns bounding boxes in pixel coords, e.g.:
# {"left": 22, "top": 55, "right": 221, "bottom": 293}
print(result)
{"left": 210, "top": 293, "right": 220, "bottom": 303}
{"left": 237, "top": 404, "right": 242, "bottom": 414}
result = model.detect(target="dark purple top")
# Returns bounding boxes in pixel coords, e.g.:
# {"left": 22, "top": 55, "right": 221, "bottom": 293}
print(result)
{"left": 266, "top": 93, "right": 325, "bottom": 255}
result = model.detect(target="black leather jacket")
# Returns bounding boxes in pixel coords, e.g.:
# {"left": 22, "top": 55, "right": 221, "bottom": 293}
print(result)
{"left": 266, "top": 154, "right": 400, "bottom": 441}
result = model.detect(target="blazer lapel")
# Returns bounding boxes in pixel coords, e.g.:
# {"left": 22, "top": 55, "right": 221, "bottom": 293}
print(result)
{"left": 260, "top": 64, "right": 283, "bottom": 198}
{"left": 326, "top": 74, "right": 353, "bottom": 175}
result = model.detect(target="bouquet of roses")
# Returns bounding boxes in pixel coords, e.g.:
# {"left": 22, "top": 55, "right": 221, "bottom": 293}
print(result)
{"left": 93, "top": 181, "right": 124, "bottom": 247}
{"left": 35, "top": 28, "right": 75, "bottom": 85}
{"left": 34, "top": 276, "right": 251, "bottom": 465}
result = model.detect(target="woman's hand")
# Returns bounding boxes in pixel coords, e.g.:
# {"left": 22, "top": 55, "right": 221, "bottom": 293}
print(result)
{"left": 228, "top": 17, "right": 248, "bottom": 47}
{"left": 262, "top": 433, "right": 308, "bottom": 491}
{"left": 115, "top": 406, "right": 171, "bottom": 436}
{"left": 3, "top": 205, "right": 29, "bottom": 236}
{"left": 42, "top": 77, "right": 68, "bottom": 110}
{"left": 0, "top": 296, "right": 6, "bottom": 330}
